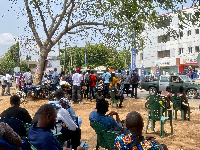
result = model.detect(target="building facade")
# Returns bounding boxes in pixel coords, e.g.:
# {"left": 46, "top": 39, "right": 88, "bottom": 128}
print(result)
{"left": 136, "top": 6, "right": 200, "bottom": 77}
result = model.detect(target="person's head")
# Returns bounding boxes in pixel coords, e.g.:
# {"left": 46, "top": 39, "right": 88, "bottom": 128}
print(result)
{"left": 91, "top": 70, "right": 94, "bottom": 74}
{"left": 96, "top": 99, "right": 109, "bottom": 114}
{"left": 54, "top": 68, "right": 57, "bottom": 72}
{"left": 20, "top": 73, "right": 23, "bottom": 77}
{"left": 179, "top": 86, "right": 184, "bottom": 93}
{"left": 76, "top": 68, "right": 80, "bottom": 73}
{"left": 61, "top": 71, "right": 65, "bottom": 75}
{"left": 37, "top": 104, "right": 57, "bottom": 129}
{"left": 10, "top": 95, "right": 20, "bottom": 107}
{"left": 106, "top": 68, "right": 109, "bottom": 72}
{"left": 55, "top": 89, "right": 65, "bottom": 100}
{"left": 26, "top": 68, "right": 30, "bottom": 72}
{"left": 125, "top": 111, "right": 144, "bottom": 135}
{"left": 118, "top": 70, "right": 121, "bottom": 73}
{"left": 87, "top": 70, "right": 90, "bottom": 74}
{"left": 111, "top": 73, "right": 115, "bottom": 78}
{"left": 59, "top": 97, "right": 69, "bottom": 109}
{"left": 166, "top": 86, "right": 172, "bottom": 92}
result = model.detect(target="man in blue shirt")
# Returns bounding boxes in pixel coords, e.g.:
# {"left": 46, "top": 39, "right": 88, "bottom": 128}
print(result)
{"left": 52, "top": 68, "right": 59, "bottom": 91}
{"left": 102, "top": 68, "right": 111, "bottom": 98}
{"left": 89, "top": 99, "right": 121, "bottom": 129}
{"left": 28, "top": 104, "right": 64, "bottom": 150}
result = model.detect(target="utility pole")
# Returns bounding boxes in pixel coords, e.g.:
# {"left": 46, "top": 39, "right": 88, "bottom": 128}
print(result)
{"left": 64, "top": 41, "right": 67, "bottom": 71}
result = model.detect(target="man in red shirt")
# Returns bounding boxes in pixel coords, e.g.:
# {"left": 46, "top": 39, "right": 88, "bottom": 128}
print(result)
{"left": 89, "top": 70, "right": 96, "bottom": 101}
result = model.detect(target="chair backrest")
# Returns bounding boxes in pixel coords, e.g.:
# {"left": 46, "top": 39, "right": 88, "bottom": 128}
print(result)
{"left": 0, "top": 139, "right": 18, "bottom": 150}
{"left": 146, "top": 101, "right": 163, "bottom": 121}
{"left": 101, "top": 130, "right": 119, "bottom": 150}
{"left": 109, "top": 91, "right": 116, "bottom": 101}
{"left": 171, "top": 96, "right": 183, "bottom": 110}
{"left": 0, "top": 117, "right": 24, "bottom": 135}
{"left": 90, "top": 121, "right": 109, "bottom": 149}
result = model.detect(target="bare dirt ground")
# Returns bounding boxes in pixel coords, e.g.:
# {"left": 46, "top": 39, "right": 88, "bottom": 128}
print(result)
{"left": 0, "top": 87, "right": 199, "bottom": 150}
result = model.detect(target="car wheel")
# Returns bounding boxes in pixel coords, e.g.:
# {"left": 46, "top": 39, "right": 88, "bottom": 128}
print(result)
{"left": 149, "top": 87, "right": 157, "bottom": 95}
{"left": 187, "top": 89, "right": 197, "bottom": 99}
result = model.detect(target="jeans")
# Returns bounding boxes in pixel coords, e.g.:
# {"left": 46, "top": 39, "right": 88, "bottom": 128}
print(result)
{"left": 124, "top": 84, "right": 130, "bottom": 96}
{"left": 89, "top": 86, "right": 96, "bottom": 100}
{"left": 131, "top": 83, "right": 138, "bottom": 98}
{"left": 1, "top": 85, "right": 6, "bottom": 95}
{"left": 103, "top": 83, "right": 110, "bottom": 98}
{"left": 6, "top": 83, "right": 10, "bottom": 94}
{"left": 52, "top": 84, "right": 57, "bottom": 91}
{"left": 72, "top": 85, "right": 81, "bottom": 102}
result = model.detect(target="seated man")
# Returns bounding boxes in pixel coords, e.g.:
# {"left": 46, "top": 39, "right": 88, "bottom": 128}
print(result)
{"left": 161, "top": 86, "right": 172, "bottom": 109}
{"left": 28, "top": 104, "right": 83, "bottom": 150}
{"left": 0, "top": 122, "right": 22, "bottom": 149}
{"left": 114, "top": 111, "right": 168, "bottom": 150}
{"left": 89, "top": 99, "right": 122, "bottom": 129}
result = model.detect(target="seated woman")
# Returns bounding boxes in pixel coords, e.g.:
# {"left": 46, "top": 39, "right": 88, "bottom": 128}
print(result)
{"left": 177, "top": 86, "right": 190, "bottom": 120}
{"left": 0, "top": 122, "right": 22, "bottom": 149}
{"left": 161, "top": 86, "right": 172, "bottom": 109}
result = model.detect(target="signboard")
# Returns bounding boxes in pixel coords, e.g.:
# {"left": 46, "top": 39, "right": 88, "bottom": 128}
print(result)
{"left": 14, "top": 67, "right": 20, "bottom": 73}
{"left": 44, "top": 59, "right": 61, "bottom": 74}
{"left": 180, "top": 57, "right": 198, "bottom": 65}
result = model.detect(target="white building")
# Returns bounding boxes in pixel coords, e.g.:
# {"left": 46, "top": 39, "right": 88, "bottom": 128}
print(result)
{"left": 136, "top": 6, "right": 200, "bottom": 76}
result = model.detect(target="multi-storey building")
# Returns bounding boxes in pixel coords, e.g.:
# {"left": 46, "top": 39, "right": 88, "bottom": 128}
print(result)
{"left": 136, "top": 5, "right": 200, "bottom": 76}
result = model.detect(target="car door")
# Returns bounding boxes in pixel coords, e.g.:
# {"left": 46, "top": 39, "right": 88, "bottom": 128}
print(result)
{"left": 159, "top": 75, "right": 169, "bottom": 92}
{"left": 169, "top": 76, "right": 183, "bottom": 93}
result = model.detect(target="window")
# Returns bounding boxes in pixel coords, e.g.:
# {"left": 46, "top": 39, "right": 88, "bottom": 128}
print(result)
{"left": 140, "top": 53, "right": 143, "bottom": 61}
{"left": 188, "top": 47, "right": 192, "bottom": 53}
{"left": 157, "top": 34, "right": 170, "bottom": 43}
{"left": 157, "top": 50, "right": 170, "bottom": 58}
{"left": 187, "top": 30, "right": 191, "bottom": 36}
{"left": 195, "top": 29, "right": 199, "bottom": 34}
{"left": 195, "top": 46, "right": 199, "bottom": 52}
{"left": 179, "top": 31, "right": 183, "bottom": 39}
{"left": 179, "top": 48, "right": 183, "bottom": 54}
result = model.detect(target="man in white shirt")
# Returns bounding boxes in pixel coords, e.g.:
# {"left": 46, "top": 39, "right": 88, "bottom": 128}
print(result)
{"left": 23, "top": 68, "right": 32, "bottom": 86}
{"left": 6, "top": 72, "right": 12, "bottom": 95}
{"left": 1, "top": 74, "right": 7, "bottom": 96}
{"left": 72, "top": 68, "right": 83, "bottom": 104}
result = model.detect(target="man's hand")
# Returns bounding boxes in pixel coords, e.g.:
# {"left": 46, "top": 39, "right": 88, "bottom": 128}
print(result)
{"left": 62, "top": 123, "right": 67, "bottom": 128}
{"left": 108, "top": 111, "right": 118, "bottom": 116}
{"left": 146, "top": 136, "right": 159, "bottom": 144}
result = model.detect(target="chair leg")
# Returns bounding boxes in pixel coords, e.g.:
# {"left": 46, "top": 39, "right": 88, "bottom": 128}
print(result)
{"left": 145, "top": 117, "right": 149, "bottom": 134}
{"left": 112, "top": 100, "right": 114, "bottom": 107}
{"left": 170, "top": 118, "right": 173, "bottom": 135}
{"left": 188, "top": 107, "right": 190, "bottom": 121}
{"left": 181, "top": 110, "right": 184, "bottom": 121}
{"left": 175, "top": 110, "right": 177, "bottom": 120}
{"left": 115, "top": 100, "right": 118, "bottom": 108}
{"left": 160, "top": 120, "right": 164, "bottom": 138}
{"left": 151, "top": 120, "right": 155, "bottom": 131}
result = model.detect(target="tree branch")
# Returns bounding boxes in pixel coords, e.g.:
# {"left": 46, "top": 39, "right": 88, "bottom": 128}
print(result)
{"left": 33, "top": 0, "right": 53, "bottom": 46}
{"left": 47, "top": 0, "right": 53, "bottom": 20}
{"left": 24, "top": 0, "right": 43, "bottom": 48}
{"left": 68, "top": 27, "right": 106, "bottom": 34}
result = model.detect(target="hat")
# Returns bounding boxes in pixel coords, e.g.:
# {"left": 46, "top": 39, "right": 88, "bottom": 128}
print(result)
{"left": 77, "top": 68, "right": 80, "bottom": 72}
{"left": 59, "top": 97, "right": 69, "bottom": 105}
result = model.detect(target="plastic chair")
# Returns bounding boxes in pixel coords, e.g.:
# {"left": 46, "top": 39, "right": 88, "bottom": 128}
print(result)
{"left": 145, "top": 101, "right": 173, "bottom": 138}
{"left": 109, "top": 90, "right": 118, "bottom": 108}
{"left": 90, "top": 121, "right": 109, "bottom": 150}
{"left": 101, "top": 130, "right": 119, "bottom": 150}
{"left": 171, "top": 96, "right": 190, "bottom": 121}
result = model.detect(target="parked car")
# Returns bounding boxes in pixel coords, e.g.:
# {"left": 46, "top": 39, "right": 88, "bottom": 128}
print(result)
{"left": 141, "top": 75, "right": 200, "bottom": 98}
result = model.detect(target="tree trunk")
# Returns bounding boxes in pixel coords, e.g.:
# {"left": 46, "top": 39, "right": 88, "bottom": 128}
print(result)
{"left": 33, "top": 47, "right": 48, "bottom": 85}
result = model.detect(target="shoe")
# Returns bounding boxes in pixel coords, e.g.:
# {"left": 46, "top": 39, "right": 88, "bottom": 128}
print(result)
{"left": 79, "top": 102, "right": 83, "bottom": 104}
{"left": 119, "top": 105, "right": 123, "bottom": 108}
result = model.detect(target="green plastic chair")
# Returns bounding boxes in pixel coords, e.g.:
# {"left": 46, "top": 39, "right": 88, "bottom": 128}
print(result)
{"left": 28, "top": 141, "right": 37, "bottom": 150}
{"left": 90, "top": 121, "right": 109, "bottom": 150}
{"left": 110, "top": 90, "right": 118, "bottom": 108}
{"left": 145, "top": 101, "right": 173, "bottom": 138}
{"left": 171, "top": 96, "right": 190, "bottom": 121}
{"left": 101, "top": 130, "right": 119, "bottom": 150}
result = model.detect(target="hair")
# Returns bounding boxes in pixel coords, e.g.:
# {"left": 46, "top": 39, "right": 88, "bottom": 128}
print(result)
{"left": 179, "top": 86, "right": 184, "bottom": 93}
{"left": 37, "top": 104, "right": 56, "bottom": 117}
{"left": 91, "top": 70, "right": 94, "bottom": 74}
{"left": 10, "top": 95, "right": 20, "bottom": 106}
{"left": 96, "top": 99, "right": 109, "bottom": 114}
{"left": 126, "top": 111, "right": 144, "bottom": 130}
{"left": 61, "top": 71, "right": 65, "bottom": 75}
{"left": 87, "top": 70, "right": 90, "bottom": 73}
{"left": 118, "top": 70, "right": 121, "bottom": 73}
{"left": 106, "top": 68, "right": 109, "bottom": 72}
{"left": 26, "top": 68, "right": 30, "bottom": 72}
{"left": 166, "top": 86, "right": 171, "bottom": 91}
{"left": 111, "top": 73, "right": 115, "bottom": 82}
{"left": 54, "top": 68, "right": 57, "bottom": 71}
{"left": 55, "top": 89, "right": 65, "bottom": 100}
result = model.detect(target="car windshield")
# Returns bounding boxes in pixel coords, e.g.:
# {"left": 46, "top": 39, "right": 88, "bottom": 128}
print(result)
{"left": 180, "top": 75, "right": 192, "bottom": 82}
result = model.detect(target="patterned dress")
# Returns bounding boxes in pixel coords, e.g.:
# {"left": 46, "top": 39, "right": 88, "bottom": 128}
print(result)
{"left": 114, "top": 133, "right": 160, "bottom": 150}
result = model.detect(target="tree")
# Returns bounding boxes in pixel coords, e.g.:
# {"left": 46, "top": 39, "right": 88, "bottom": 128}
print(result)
{"left": 26, "top": 55, "right": 32, "bottom": 60}
{"left": 20, "top": 61, "right": 30, "bottom": 73}
{"left": 0, "top": 42, "right": 20, "bottom": 74}
{"left": 10, "top": 0, "right": 199, "bottom": 84}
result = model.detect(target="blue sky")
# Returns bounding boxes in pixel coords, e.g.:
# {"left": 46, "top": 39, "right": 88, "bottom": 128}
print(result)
{"left": 0, "top": 0, "right": 196, "bottom": 60}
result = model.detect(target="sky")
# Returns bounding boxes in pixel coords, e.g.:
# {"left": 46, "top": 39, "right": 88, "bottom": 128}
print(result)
{"left": 0, "top": 0, "right": 196, "bottom": 60}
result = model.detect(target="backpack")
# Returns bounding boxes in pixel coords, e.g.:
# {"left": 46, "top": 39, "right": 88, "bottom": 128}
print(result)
{"left": 87, "top": 75, "right": 92, "bottom": 85}
{"left": 130, "top": 73, "right": 138, "bottom": 84}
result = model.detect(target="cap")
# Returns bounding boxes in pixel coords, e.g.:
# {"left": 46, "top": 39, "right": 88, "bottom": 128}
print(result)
{"left": 77, "top": 68, "right": 80, "bottom": 72}
{"left": 59, "top": 97, "right": 69, "bottom": 105}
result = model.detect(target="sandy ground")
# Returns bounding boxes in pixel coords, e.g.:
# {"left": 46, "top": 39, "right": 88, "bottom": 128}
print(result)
{"left": 0, "top": 87, "right": 200, "bottom": 150}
